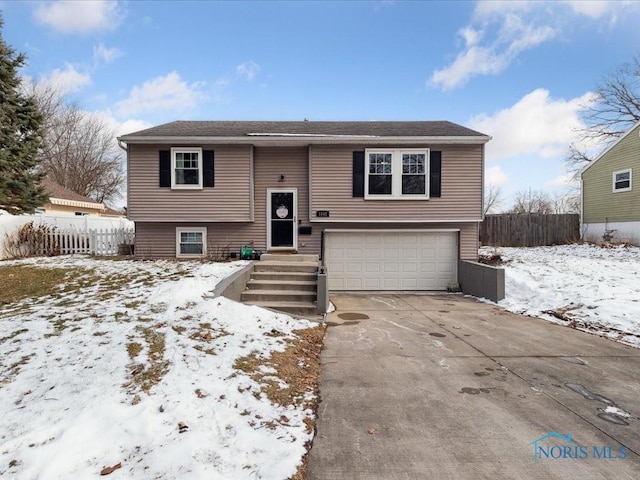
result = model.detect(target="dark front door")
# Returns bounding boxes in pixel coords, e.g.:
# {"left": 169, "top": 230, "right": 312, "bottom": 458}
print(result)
{"left": 268, "top": 189, "right": 297, "bottom": 250}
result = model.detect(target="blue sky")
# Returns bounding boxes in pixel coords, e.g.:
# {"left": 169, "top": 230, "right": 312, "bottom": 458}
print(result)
{"left": 2, "top": 0, "right": 640, "bottom": 209}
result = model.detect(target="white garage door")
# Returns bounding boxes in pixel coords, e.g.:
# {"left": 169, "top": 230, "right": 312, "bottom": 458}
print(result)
{"left": 325, "top": 230, "right": 458, "bottom": 291}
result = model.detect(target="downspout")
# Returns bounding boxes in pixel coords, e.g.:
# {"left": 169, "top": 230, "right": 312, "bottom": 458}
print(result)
{"left": 117, "top": 139, "right": 129, "bottom": 221}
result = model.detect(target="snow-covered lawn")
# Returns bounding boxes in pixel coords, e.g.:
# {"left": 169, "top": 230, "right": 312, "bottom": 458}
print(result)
{"left": 0, "top": 256, "right": 323, "bottom": 479}
{"left": 482, "top": 244, "right": 640, "bottom": 348}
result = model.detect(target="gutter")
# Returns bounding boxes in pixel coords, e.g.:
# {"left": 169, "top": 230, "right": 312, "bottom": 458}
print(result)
{"left": 116, "top": 135, "right": 492, "bottom": 146}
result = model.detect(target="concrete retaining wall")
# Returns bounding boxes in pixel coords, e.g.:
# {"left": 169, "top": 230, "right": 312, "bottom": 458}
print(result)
{"left": 458, "top": 260, "right": 505, "bottom": 302}
{"left": 317, "top": 265, "right": 329, "bottom": 314}
{"left": 212, "top": 262, "right": 255, "bottom": 301}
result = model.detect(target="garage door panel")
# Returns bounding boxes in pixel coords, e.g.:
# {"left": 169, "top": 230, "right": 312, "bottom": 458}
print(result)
{"left": 364, "top": 263, "right": 381, "bottom": 273}
{"left": 326, "top": 231, "right": 458, "bottom": 291}
{"left": 401, "top": 262, "right": 417, "bottom": 273}
{"left": 364, "top": 247, "right": 380, "bottom": 257}
{"left": 383, "top": 263, "right": 399, "bottom": 273}
{"left": 346, "top": 262, "right": 363, "bottom": 273}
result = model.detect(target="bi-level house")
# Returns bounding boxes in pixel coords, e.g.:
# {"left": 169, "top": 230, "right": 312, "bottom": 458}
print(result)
{"left": 119, "top": 121, "right": 493, "bottom": 293}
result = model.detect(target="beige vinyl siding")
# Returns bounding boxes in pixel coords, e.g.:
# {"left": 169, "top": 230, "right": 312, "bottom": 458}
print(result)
{"left": 582, "top": 125, "right": 640, "bottom": 224}
{"left": 135, "top": 221, "right": 478, "bottom": 260}
{"left": 310, "top": 144, "right": 483, "bottom": 221}
{"left": 253, "top": 147, "right": 310, "bottom": 250}
{"left": 127, "top": 144, "right": 252, "bottom": 222}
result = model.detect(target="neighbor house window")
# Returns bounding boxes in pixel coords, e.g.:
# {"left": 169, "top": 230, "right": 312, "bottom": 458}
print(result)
{"left": 613, "top": 169, "right": 632, "bottom": 193}
{"left": 365, "top": 149, "right": 429, "bottom": 199}
{"left": 171, "top": 147, "right": 203, "bottom": 189}
{"left": 176, "top": 227, "right": 207, "bottom": 257}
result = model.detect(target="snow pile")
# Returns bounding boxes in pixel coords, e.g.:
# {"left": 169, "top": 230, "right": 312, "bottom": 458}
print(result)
{"left": 0, "top": 257, "right": 316, "bottom": 479}
{"left": 481, "top": 244, "right": 640, "bottom": 347}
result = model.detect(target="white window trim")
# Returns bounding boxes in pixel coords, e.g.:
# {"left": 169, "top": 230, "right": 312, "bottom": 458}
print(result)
{"left": 612, "top": 168, "right": 632, "bottom": 193}
{"left": 171, "top": 147, "right": 203, "bottom": 190}
{"left": 176, "top": 227, "right": 207, "bottom": 258}
{"left": 364, "top": 148, "right": 429, "bottom": 200}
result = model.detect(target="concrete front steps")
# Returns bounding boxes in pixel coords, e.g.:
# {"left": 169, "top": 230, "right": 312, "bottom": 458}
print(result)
{"left": 241, "top": 253, "right": 319, "bottom": 316}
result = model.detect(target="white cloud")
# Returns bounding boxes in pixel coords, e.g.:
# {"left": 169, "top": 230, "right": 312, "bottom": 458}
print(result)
{"left": 236, "top": 61, "right": 261, "bottom": 81}
{"left": 34, "top": 0, "right": 122, "bottom": 34}
{"left": 115, "top": 72, "right": 206, "bottom": 116}
{"left": 469, "top": 88, "right": 594, "bottom": 161}
{"left": 546, "top": 173, "right": 577, "bottom": 187}
{"left": 485, "top": 165, "right": 508, "bottom": 187}
{"left": 117, "top": 119, "right": 153, "bottom": 136}
{"left": 39, "top": 64, "right": 91, "bottom": 95}
{"left": 430, "top": 11, "right": 556, "bottom": 90}
{"left": 429, "top": 0, "right": 637, "bottom": 90}
{"left": 563, "top": 0, "right": 616, "bottom": 19}
{"left": 93, "top": 43, "right": 123, "bottom": 64}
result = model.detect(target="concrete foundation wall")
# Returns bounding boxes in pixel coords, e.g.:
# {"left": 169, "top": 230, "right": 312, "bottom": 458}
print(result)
{"left": 458, "top": 260, "right": 505, "bottom": 302}
{"left": 582, "top": 221, "right": 640, "bottom": 245}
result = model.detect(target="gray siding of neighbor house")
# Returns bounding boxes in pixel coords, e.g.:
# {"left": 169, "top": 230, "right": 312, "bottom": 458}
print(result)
{"left": 582, "top": 124, "right": 640, "bottom": 224}
{"left": 135, "top": 221, "right": 479, "bottom": 260}
{"left": 309, "top": 144, "right": 484, "bottom": 221}
{"left": 127, "top": 143, "right": 253, "bottom": 222}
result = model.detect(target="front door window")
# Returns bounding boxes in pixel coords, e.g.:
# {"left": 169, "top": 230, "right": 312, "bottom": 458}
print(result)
{"left": 269, "top": 190, "right": 296, "bottom": 249}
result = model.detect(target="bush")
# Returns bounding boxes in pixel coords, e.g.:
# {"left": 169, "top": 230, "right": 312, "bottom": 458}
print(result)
{"left": 3, "top": 222, "right": 60, "bottom": 258}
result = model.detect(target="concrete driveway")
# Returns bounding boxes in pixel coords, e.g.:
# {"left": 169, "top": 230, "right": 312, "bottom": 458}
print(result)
{"left": 307, "top": 294, "right": 640, "bottom": 480}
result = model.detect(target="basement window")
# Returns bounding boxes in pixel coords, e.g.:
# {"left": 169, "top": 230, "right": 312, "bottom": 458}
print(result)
{"left": 176, "top": 227, "right": 207, "bottom": 257}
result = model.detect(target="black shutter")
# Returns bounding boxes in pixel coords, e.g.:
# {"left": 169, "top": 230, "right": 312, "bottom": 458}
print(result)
{"left": 429, "top": 151, "right": 441, "bottom": 198}
{"left": 159, "top": 151, "right": 170, "bottom": 187}
{"left": 352, "top": 151, "right": 365, "bottom": 197}
{"left": 203, "top": 150, "right": 215, "bottom": 187}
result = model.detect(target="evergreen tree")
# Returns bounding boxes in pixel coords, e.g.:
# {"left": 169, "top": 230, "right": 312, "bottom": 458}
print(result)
{"left": 0, "top": 14, "right": 46, "bottom": 214}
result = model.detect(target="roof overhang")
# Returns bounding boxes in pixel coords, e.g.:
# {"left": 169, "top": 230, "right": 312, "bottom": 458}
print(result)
{"left": 117, "top": 134, "right": 492, "bottom": 146}
{"left": 580, "top": 119, "right": 640, "bottom": 176}
{"left": 49, "top": 197, "right": 105, "bottom": 210}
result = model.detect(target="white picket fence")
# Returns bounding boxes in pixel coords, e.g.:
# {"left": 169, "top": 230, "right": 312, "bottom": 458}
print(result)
{"left": 39, "top": 228, "right": 134, "bottom": 256}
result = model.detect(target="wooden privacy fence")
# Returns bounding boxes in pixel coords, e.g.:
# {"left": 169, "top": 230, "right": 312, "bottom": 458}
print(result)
{"left": 480, "top": 214, "right": 580, "bottom": 247}
{"left": 39, "top": 228, "right": 135, "bottom": 256}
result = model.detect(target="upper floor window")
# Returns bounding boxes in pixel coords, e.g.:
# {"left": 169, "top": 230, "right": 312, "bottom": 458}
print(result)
{"left": 613, "top": 168, "right": 632, "bottom": 193}
{"left": 365, "top": 149, "right": 429, "bottom": 199}
{"left": 171, "top": 147, "right": 203, "bottom": 189}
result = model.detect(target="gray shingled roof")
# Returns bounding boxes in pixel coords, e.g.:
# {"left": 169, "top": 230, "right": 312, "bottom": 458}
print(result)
{"left": 120, "top": 120, "right": 487, "bottom": 139}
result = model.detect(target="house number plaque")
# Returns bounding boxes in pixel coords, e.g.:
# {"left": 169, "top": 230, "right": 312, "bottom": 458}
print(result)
{"left": 316, "top": 211, "right": 330, "bottom": 217}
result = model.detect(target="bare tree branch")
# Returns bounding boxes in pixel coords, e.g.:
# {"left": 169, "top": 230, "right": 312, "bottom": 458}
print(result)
{"left": 483, "top": 184, "right": 504, "bottom": 215}
{"left": 566, "top": 54, "right": 640, "bottom": 178}
{"left": 510, "top": 189, "right": 554, "bottom": 214}
{"left": 26, "top": 83, "right": 125, "bottom": 205}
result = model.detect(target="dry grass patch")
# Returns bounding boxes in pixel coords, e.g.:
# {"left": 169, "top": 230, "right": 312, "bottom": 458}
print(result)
{"left": 0, "top": 266, "right": 69, "bottom": 305}
{"left": 239, "top": 325, "right": 325, "bottom": 410}
{"left": 234, "top": 324, "right": 326, "bottom": 479}
{"left": 127, "top": 342, "right": 142, "bottom": 359}
{"left": 0, "top": 328, "right": 28, "bottom": 345}
{"left": 125, "top": 326, "right": 169, "bottom": 394}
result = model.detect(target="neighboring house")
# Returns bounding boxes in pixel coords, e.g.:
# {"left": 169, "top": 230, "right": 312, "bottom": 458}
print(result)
{"left": 581, "top": 120, "right": 640, "bottom": 244}
{"left": 102, "top": 206, "right": 127, "bottom": 218}
{"left": 119, "top": 121, "right": 491, "bottom": 291}
{"left": 41, "top": 179, "right": 106, "bottom": 217}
